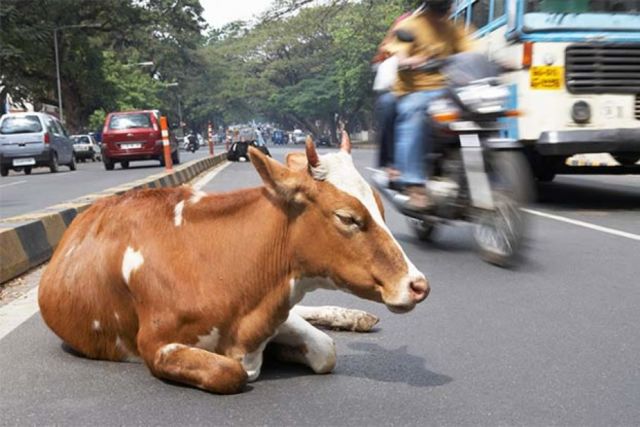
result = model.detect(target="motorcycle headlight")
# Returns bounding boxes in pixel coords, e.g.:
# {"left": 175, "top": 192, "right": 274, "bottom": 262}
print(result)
{"left": 455, "top": 84, "right": 510, "bottom": 114}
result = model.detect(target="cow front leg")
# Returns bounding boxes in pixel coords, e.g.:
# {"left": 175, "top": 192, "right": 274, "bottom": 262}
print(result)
{"left": 292, "top": 305, "right": 379, "bottom": 332}
{"left": 137, "top": 332, "right": 248, "bottom": 394}
{"left": 269, "top": 312, "right": 337, "bottom": 374}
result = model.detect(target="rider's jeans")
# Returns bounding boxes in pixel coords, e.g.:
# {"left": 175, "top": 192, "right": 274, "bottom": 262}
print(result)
{"left": 395, "top": 89, "right": 445, "bottom": 186}
{"left": 375, "top": 91, "right": 397, "bottom": 168}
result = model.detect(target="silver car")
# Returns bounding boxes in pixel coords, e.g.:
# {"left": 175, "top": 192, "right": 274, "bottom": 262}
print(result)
{"left": 0, "top": 112, "right": 76, "bottom": 176}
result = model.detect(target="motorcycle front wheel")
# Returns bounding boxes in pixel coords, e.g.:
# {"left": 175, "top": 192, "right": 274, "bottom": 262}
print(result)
{"left": 473, "top": 151, "right": 533, "bottom": 267}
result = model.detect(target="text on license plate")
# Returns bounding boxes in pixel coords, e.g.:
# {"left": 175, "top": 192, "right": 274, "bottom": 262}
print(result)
{"left": 530, "top": 66, "right": 563, "bottom": 90}
{"left": 13, "top": 158, "right": 36, "bottom": 166}
{"left": 122, "top": 143, "right": 142, "bottom": 149}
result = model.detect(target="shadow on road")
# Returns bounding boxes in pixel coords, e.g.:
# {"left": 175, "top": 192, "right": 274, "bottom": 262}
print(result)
{"left": 537, "top": 180, "right": 640, "bottom": 211}
{"left": 339, "top": 342, "right": 452, "bottom": 388}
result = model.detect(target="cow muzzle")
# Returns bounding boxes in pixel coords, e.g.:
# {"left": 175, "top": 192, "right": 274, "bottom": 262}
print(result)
{"left": 383, "top": 275, "right": 430, "bottom": 314}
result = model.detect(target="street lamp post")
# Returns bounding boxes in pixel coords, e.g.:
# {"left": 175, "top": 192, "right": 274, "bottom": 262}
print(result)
{"left": 53, "top": 23, "right": 100, "bottom": 123}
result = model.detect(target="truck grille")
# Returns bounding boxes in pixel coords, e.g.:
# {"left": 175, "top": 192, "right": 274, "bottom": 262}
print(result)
{"left": 565, "top": 44, "right": 640, "bottom": 94}
{"left": 636, "top": 95, "right": 640, "bottom": 120}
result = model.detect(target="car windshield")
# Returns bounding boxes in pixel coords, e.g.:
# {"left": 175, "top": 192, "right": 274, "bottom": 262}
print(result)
{"left": 524, "top": 0, "right": 640, "bottom": 32}
{"left": 0, "top": 116, "right": 43, "bottom": 134}
{"left": 108, "top": 113, "right": 152, "bottom": 130}
{"left": 72, "top": 136, "right": 91, "bottom": 144}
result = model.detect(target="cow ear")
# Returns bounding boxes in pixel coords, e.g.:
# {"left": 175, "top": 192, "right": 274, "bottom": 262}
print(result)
{"left": 285, "top": 152, "right": 308, "bottom": 171}
{"left": 249, "top": 146, "right": 303, "bottom": 201}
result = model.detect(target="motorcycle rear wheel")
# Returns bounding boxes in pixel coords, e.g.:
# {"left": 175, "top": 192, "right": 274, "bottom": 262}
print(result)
{"left": 408, "top": 218, "right": 436, "bottom": 242}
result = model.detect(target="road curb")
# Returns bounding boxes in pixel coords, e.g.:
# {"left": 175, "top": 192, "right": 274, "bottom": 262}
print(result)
{"left": 0, "top": 154, "right": 227, "bottom": 284}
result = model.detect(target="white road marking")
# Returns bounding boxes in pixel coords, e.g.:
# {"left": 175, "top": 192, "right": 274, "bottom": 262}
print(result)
{"left": 0, "top": 180, "right": 27, "bottom": 189}
{"left": 192, "top": 161, "right": 231, "bottom": 190}
{"left": 0, "top": 287, "right": 40, "bottom": 341}
{"left": 523, "top": 208, "right": 640, "bottom": 241}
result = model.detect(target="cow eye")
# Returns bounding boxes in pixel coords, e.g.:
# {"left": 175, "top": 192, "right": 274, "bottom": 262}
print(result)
{"left": 335, "top": 212, "right": 361, "bottom": 229}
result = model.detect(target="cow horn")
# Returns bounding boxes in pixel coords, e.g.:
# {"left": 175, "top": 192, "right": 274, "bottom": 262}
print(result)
{"left": 305, "top": 136, "right": 320, "bottom": 168}
{"left": 340, "top": 130, "right": 352, "bottom": 154}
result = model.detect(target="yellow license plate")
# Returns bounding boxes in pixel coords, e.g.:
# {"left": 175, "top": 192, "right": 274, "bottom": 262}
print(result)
{"left": 530, "top": 66, "right": 563, "bottom": 90}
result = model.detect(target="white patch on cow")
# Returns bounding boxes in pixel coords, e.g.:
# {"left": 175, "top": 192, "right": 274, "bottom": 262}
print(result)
{"left": 189, "top": 190, "right": 206, "bottom": 205}
{"left": 159, "top": 343, "right": 186, "bottom": 357}
{"left": 92, "top": 320, "right": 101, "bottom": 331}
{"left": 116, "top": 335, "right": 141, "bottom": 363}
{"left": 242, "top": 337, "right": 273, "bottom": 382}
{"left": 174, "top": 200, "right": 185, "bottom": 227}
{"left": 195, "top": 327, "right": 220, "bottom": 352}
{"left": 313, "top": 152, "right": 426, "bottom": 306}
{"left": 121, "top": 246, "right": 144, "bottom": 285}
{"left": 65, "top": 244, "right": 77, "bottom": 258}
{"left": 272, "top": 311, "right": 336, "bottom": 374}
{"left": 289, "top": 277, "right": 337, "bottom": 306}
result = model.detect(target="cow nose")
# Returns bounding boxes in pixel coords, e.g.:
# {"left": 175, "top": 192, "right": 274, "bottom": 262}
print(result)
{"left": 409, "top": 277, "right": 430, "bottom": 302}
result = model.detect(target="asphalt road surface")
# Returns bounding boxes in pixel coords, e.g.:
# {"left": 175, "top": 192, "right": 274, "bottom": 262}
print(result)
{"left": 1, "top": 147, "right": 638, "bottom": 426}
{"left": 0, "top": 147, "right": 213, "bottom": 219}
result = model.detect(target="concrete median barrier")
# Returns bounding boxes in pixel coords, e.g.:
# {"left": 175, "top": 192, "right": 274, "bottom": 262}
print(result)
{"left": 0, "top": 154, "right": 227, "bottom": 284}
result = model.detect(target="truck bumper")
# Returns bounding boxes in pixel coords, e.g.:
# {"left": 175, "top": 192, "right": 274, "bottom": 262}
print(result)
{"left": 536, "top": 128, "right": 640, "bottom": 156}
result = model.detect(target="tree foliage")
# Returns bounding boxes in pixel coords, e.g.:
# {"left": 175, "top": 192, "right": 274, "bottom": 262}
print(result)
{"left": 1, "top": 0, "right": 415, "bottom": 136}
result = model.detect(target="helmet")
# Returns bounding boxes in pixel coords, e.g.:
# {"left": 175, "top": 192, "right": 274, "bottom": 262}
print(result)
{"left": 422, "top": 0, "right": 453, "bottom": 15}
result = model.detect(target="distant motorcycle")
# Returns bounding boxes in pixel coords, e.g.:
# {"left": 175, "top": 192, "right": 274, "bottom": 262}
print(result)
{"left": 186, "top": 134, "right": 198, "bottom": 153}
{"left": 372, "top": 51, "right": 534, "bottom": 267}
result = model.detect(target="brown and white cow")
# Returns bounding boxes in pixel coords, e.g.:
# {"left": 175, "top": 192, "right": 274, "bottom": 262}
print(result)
{"left": 38, "top": 134, "right": 429, "bottom": 394}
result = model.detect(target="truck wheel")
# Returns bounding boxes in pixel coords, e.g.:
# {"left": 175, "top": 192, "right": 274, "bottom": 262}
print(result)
{"left": 535, "top": 168, "right": 556, "bottom": 182}
{"left": 613, "top": 155, "right": 639, "bottom": 166}
{"left": 49, "top": 153, "right": 59, "bottom": 173}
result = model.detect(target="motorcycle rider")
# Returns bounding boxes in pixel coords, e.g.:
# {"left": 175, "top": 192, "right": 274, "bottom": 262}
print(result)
{"left": 187, "top": 131, "right": 198, "bottom": 152}
{"left": 379, "top": 0, "right": 472, "bottom": 210}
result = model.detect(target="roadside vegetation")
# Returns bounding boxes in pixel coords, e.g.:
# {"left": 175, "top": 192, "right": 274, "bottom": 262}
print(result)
{"left": 1, "top": 0, "right": 413, "bottom": 138}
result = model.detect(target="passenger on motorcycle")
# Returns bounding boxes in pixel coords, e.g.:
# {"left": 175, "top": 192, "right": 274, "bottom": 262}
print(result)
{"left": 378, "top": 0, "right": 472, "bottom": 210}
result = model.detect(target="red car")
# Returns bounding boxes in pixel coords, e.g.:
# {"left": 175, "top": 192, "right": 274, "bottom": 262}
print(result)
{"left": 101, "top": 110, "right": 179, "bottom": 170}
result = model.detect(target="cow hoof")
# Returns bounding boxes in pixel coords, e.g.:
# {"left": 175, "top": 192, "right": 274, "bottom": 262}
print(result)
{"left": 309, "top": 338, "right": 336, "bottom": 374}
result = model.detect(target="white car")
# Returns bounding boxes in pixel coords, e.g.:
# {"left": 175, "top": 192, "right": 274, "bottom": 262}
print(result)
{"left": 71, "top": 134, "right": 101, "bottom": 162}
{"left": 292, "top": 129, "right": 307, "bottom": 144}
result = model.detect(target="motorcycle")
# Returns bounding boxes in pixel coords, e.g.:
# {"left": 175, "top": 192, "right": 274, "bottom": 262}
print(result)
{"left": 185, "top": 134, "right": 198, "bottom": 153}
{"left": 371, "top": 50, "right": 534, "bottom": 267}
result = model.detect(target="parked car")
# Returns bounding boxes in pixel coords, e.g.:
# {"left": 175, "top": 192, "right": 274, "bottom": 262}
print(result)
{"left": 292, "top": 129, "right": 307, "bottom": 144}
{"left": 101, "top": 110, "right": 179, "bottom": 170}
{"left": 71, "top": 134, "right": 101, "bottom": 162}
{"left": 0, "top": 112, "right": 76, "bottom": 176}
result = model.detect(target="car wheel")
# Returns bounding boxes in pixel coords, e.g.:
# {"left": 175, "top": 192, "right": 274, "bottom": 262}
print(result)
{"left": 49, "top": 153, "right": 59, "bottom": 173}
{"left": 103, "top": 156, "right": 115, "bottom": 171}
{"left": 69, "top": 155, "right": 77, "bottom": 171}
{"left": 24, "top": 166, "right": 32, "bottom": 175}
{"left": 1, "top": 165, "right": 9, "bottom": 177}
{"left": 121, "top": 161, "right": 130, "bottom": 169}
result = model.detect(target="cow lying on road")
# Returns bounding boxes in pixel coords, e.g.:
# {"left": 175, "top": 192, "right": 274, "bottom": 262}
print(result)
{"left": 38, "top": 134, "right": 430, "bottom": 394}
